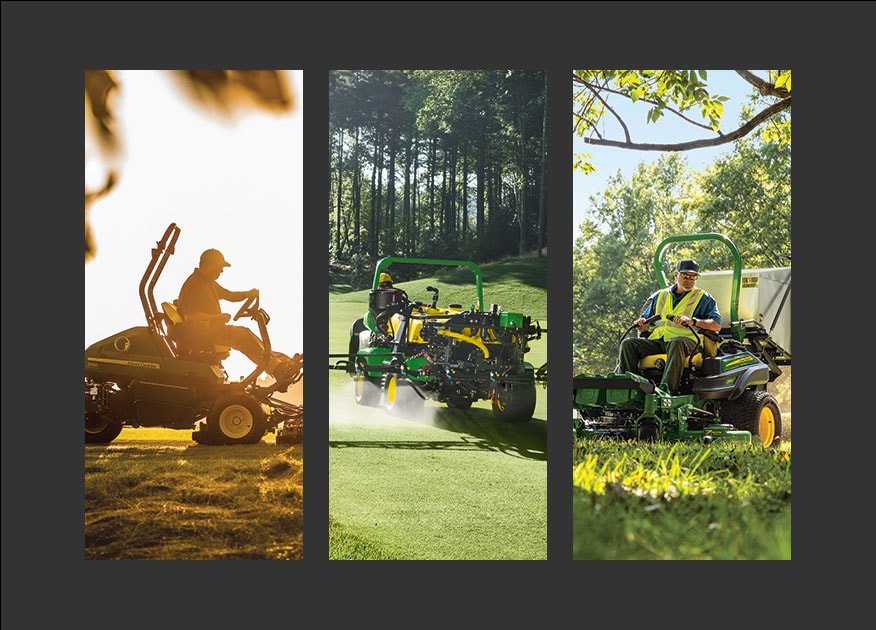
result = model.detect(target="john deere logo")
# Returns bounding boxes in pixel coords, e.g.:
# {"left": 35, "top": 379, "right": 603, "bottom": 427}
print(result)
{"left": 722, "top": 354, "right": 756, "bottom": 370}
{"left": 114, "top": 336, "right": 131, "bottom": 352}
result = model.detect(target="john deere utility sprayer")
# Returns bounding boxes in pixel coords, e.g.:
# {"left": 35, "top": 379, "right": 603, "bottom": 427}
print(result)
{"left": 332, "top": 257, "right": 546, "bottom": 422}
{"left": 85, "top": 223, "right": 303, "bottom": 446}
{"left": 573, "top": 233, "right": 790, "bottom": 448}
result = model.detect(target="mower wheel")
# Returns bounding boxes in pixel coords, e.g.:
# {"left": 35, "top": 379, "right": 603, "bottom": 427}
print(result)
{"left": 354, "top": 373, "right": 382, "bottom": 407}
{"left": 85, "top": 412, "right": 123, "bottom": 444}
{"left": 491, "top": 380, "right": 536, "bottom": 423}
{"left": 206, "top": 393, "right": 267, "bottom": 444}
{"left": 384, "top": 375, "right": 425, "bottom": 418}
{"left": 721, "top": 389, "right": 782, "bottom": 448}
{"left": 637, "top": 419, "right": 660, "bottom": 442}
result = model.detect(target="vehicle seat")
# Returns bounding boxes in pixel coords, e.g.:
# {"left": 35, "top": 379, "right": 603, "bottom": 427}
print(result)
{"left": 161, "top": 301, "right": 231, "bottom": 362}
{"left": 636, "top": 330, "right": 721, "bottom": 378}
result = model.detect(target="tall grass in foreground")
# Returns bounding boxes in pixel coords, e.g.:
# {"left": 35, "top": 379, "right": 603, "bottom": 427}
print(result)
{"left": 572, "top": 439, "right": 791, "bottom": 560}
{"left": 85, "top": 430, "right": 303, "bottom": 560}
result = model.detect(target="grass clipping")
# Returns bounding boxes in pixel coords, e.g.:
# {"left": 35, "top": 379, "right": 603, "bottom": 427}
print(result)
{"left": 85, "top": 441, "right": 303, "bottom": 560}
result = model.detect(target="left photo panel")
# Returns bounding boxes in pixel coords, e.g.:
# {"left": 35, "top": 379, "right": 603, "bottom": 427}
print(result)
{"left": 84, "top": 70, "right": 305, "bottom": 559}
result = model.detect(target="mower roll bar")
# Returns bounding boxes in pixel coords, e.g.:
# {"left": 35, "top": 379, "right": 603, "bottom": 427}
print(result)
{"left": 373, "top": 257, "right": 485, "bottom": 312}
{"left": 654, "top": 232, "right": 745, "bottom": 343}
{"left": 140, "top": 222, "right": 180, "bottom": 339}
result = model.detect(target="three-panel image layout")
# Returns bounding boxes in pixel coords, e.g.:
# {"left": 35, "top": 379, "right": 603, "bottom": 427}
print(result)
{"left": 84, "top": 69, "right": 791, "bottom": 560}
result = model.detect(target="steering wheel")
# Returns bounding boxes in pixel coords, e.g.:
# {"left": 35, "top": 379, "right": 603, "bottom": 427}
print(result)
{"left": 233, "top": 293, "right": 259, "bottom": 321}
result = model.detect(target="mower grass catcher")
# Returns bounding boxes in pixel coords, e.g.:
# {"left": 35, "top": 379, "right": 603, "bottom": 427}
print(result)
{"left": 85, "top": 223, "right": 303, "bottom": 446}
{"left": 573, "top": 233, "right": 790, "bottom": 448}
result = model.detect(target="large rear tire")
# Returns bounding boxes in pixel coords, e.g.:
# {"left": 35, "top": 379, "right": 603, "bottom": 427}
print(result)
{"left": 721, "top": 389, "right": 782, "bottom": 448}
{"left": 491, "top": 380, "right": 536, "bottom": 423}
{"left": 85, "top": 412, "right": 123, "bottom": 444}
{"left": 384, "top": 374, "right": 425, "bottom": 418}
{"left": 207, "top": 393, "right": 267, "bottom": 444}
{"left": 354, "top": 373, "right": 382, "bottom": 407}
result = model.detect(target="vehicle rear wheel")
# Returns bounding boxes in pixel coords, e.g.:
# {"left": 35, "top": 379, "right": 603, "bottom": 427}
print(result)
{"left": 85, "top": 412, "right": 123, "bottom": 444}
{"left": 384, "top": 374, "right": 425, "bottom": 418}
{"left": 207, "top": 393, "right": 267, "bottom": 444}
{"left": 721, "top": 390, "right": 782, "bottom": 448}
{"left": 354, "top": 373, "right": 381, "bottom": 407}
{"left": 491, "top": 380, "right": 536, "bottom": 423}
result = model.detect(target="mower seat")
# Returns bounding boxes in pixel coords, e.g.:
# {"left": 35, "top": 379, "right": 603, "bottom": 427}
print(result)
{"left": 636, "top": 330, "right": 722, "bottom": 373}
{"left": 638, "top": 352, "right": 704, "bottom": 371}
{"left": 161, "top": 301, "right": 231, "bottom": 362}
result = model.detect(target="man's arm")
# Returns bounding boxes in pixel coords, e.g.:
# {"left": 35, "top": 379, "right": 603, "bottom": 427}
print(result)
{"left": 217, "top": 285, "right": 259, "bottom": 303}
{"left": 183, "top": 311, "right": 231, "bottom": 323}
{"left": 690, "top": 294, "right": 722, "bottom": 332}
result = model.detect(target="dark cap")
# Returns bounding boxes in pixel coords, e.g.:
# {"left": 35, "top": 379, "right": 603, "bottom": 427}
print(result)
{"left": 200, "top": 248, "right": 231, "bottom": 268}
{"left": 675, "top": 259, "right": 700, "bottom": 275}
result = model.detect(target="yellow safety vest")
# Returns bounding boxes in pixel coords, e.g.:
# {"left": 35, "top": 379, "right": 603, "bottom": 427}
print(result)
{"left": 649, "top": 287, "right": 704, "bottom": 342}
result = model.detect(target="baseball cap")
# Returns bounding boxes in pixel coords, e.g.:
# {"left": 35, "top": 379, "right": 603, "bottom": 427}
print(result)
{"left": 200, "top": 248, "right": 231, "bottom": 268}
{"left": 675, "top": 259, "right": 700, "bottom": 275}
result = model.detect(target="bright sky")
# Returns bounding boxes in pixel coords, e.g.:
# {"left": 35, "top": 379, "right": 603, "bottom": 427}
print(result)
{"left": 572, "top": 70, "right": 757, "bottom": 237}
{"left": 85, "top": 70, "right": 303, "bottom": 383}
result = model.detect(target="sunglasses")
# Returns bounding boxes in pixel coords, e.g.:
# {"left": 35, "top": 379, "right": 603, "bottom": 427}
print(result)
{"left": 678, "top": 273, "right": 698, "bottom": 281}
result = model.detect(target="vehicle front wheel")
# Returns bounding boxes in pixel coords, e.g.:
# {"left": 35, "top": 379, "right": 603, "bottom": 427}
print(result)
{"left": 354, "top": 373, "right": 381, "bottom": 407}
{"left": 85, "top": 412, "right": 123, "bottom": 444}
{"left": 384, "top": 375, "right": 425, "bottom": 418}
{"left": 206, "top": 393, "right": 267, "bottom": 444}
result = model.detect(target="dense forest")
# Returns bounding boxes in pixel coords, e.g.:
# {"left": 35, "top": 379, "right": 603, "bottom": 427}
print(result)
{"left": 329, "top": 70, "right": 547, "bottom": 287}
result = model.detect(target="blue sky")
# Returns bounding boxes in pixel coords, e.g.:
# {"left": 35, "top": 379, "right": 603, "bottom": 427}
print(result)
{"left": 572, "top": 70, "right": 761, "bottom": 236}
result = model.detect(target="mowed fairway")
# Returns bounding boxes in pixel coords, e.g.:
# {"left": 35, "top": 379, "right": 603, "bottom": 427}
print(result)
{"left": 328, "top": 277, "right": 548, "bottom": 560}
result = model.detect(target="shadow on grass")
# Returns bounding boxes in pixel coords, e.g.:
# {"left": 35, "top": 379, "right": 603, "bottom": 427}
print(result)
{"left": 329, "top": 406, "right": 546, "bottom": 461}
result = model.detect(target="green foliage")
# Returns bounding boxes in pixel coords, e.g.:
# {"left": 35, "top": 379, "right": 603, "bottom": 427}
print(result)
{"left": 330, "top": 69, "right": 547, "bottom": 266}
{"left": 572, "top": 70, "right": 791, "bottom": 174}
{"left": 572, "top": 439, "right": 791, "bottom": 559}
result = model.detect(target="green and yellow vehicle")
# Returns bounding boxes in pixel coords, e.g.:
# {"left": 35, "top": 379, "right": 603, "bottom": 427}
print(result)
{"left": 573, "top": 233, "right": 790, "bottom": 447}
{"left": 337, "top": 257, "right": 546, "bottom": 422}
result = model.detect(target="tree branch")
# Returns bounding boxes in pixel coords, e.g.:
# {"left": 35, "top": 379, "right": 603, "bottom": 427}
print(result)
{"left": 582, "top": 97, "right": 791, "bottom": 152}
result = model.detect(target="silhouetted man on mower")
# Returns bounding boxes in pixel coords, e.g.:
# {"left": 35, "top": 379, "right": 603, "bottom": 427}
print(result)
{"left": 617, "top": 258, "right": 722, "bottom": 394}
{"left": 178, "top": 248, "right": 301, "bottom": 389}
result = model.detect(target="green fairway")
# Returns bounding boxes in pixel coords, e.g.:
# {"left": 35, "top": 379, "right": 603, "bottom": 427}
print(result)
{"left": 328, "top": 262, "right": 548, "bottom": 559}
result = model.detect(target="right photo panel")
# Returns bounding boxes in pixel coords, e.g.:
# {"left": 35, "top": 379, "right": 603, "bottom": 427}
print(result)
{"left": 571, "top": 70, "right": 791, "bottom": 560}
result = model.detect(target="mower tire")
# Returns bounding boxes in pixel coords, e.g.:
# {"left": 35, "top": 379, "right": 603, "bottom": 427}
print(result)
{"left": 354, "top": 373, "right": 382, "bottom": 407}
{"left": 206, "top": 392, "right": 267, "bottom": 445}
{"left": 721, "top": 389, "right": 782, "bottom": 448}
{"left": 384, "top": 374, "right": 425, "bottom": 418}
{"left": 85, "top": 412, "right": 123, "bottom": 444}
{"left": 491, "top": 380, "right": 536, "bottom": 423}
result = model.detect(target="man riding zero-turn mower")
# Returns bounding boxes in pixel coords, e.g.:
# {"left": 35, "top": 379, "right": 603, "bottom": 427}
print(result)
{"left": 573, "top": 233, "right": 790, "bottom": 448}
{"left": 84, "top": 222, "right": 303, "bottom": 446}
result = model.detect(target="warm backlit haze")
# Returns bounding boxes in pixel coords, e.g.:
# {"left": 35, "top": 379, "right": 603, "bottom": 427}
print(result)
{"left": 85, "top": 70, "right": 303, "bottom": 388}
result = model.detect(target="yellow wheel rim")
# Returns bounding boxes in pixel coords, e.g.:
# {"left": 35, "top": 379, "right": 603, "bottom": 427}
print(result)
{"left": 386, "top": 376, "right": 397, "bottom": 405}
{"left": 758, "top": 405, "right": 776, "bottom": 447}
